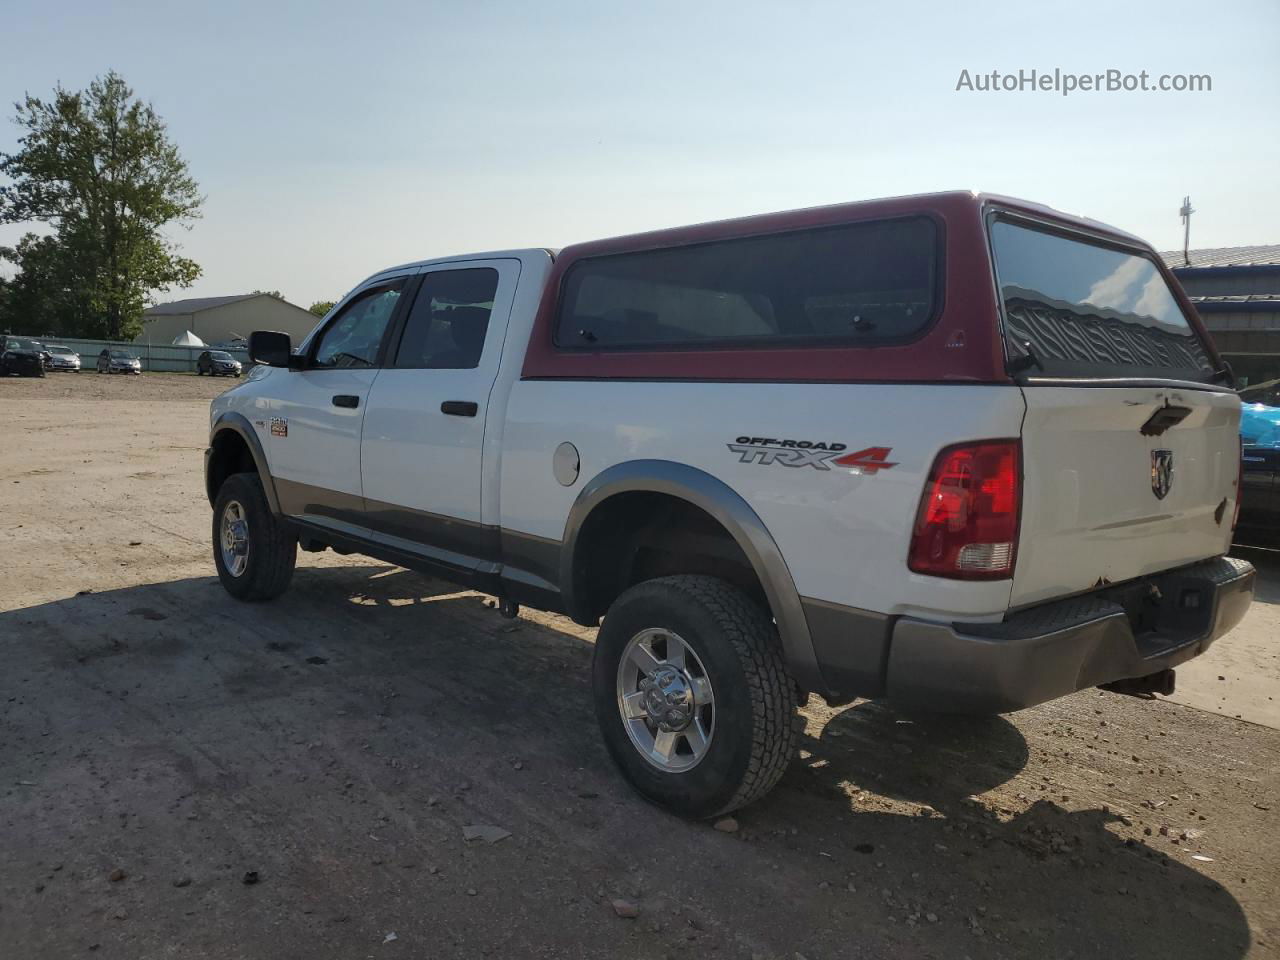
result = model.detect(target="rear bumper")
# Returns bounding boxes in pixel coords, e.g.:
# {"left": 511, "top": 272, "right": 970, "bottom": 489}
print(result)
{"left": 883, "top": 556, "right": 1255, "bottom": 713}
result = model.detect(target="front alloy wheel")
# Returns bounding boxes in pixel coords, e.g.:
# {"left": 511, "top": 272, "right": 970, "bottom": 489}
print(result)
{"left": 219, "top": 499, "right": 250, "bottom": 577}
{"left": 212, "top": 472, "right": 296, "bottom": 601}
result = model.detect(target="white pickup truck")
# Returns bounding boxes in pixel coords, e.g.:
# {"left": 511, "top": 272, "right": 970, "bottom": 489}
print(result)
{"left": 205, "top": 191, "right": 1255, "bottom": 817}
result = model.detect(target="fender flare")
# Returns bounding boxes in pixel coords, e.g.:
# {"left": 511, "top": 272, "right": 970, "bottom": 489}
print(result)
{"left": 560, "top": 459, "right": 824, "bottom": 692}
{"left": 206, "top": 411, "right": 280, "bottom": 514}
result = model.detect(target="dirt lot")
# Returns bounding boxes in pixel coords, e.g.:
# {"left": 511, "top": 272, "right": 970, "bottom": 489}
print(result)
{"left": 1, "top": 369, "right": 240, "bottom": 403}
{"left": 2, "top": 373, "right": 1278, "bottom": 959}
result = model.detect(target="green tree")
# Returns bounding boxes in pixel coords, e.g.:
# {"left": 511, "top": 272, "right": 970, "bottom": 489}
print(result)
{"left": 253, "top": 289, "right": 284, "bottom": 300}
{"left": 0, "top": 72, "right": 202, "bottom": 339}
{"left": 0, "top": 233, "right": 82, "bottom": 334}
{"left": 308, "top": 299, "right": 337, "bottom": 317}
{"left": 0, "top": 272, "right": 11, "bottom": 332}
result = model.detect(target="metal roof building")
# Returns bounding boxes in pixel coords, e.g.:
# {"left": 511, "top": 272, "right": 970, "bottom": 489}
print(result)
{"left": 1160, "top": 244, "right": 1280, "bottom": 389}
{"left": 136, "top": 293, "right": 318, "bottom": 347}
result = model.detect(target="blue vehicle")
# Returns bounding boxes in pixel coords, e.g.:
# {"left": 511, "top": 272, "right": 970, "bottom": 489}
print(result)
{"left": 1239, "top": 403, "right": 1280, "bottom": 537}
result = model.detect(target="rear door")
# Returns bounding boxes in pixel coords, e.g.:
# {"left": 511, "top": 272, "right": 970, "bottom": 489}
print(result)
{"left": 989, "top": 217, "right": 1240, "bottom": 609}
{"left": 359, "top": 259, "right": 519, "bottom": 554}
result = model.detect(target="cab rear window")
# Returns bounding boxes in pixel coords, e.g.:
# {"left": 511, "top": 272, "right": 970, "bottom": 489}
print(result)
{"left": 554, "top": 218, "right": 938, "bottom": 350}
{"left": 990, "top": 220, "right": 1215, "bottom": 382}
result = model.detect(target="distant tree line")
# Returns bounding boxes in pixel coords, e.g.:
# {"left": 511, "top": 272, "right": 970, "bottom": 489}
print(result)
{"left": 0, "top": 72, "right": 202, "bottom": 340}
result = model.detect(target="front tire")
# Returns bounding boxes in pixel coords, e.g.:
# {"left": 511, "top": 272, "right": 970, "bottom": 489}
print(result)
{"left": 212, "top": 472, "right": 297, "bottom": 601}
{"left": 593, "top": 575, "right": 798, "bottom": 819}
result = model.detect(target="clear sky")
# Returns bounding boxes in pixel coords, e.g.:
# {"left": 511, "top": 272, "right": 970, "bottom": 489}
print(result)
{"left": 2, "top": 0, "right": 1277, "bottom": 308}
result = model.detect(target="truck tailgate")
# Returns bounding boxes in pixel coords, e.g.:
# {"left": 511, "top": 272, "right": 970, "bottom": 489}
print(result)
{"left": 1012, "top": 385, "right": 1240, "bottom": 609}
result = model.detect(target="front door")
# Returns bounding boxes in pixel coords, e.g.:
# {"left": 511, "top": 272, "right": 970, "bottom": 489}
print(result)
{"left": 269, "top": 279, "right": 407, "bottom": 522}
{"left": 360, "top": 260, "right": 519, "bottom": 559}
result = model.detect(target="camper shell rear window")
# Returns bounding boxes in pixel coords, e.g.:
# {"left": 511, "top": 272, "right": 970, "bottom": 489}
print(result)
{"left": 989, "top": 218, "right": 1215, "bottom": 383}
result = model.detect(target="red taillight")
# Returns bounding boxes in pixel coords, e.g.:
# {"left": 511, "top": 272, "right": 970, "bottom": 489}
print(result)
{"left": 908, "top": 440, "right": 1021, "bottom": 580}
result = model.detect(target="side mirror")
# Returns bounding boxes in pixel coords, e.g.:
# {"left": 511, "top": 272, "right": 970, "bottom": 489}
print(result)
{"left": 248, "top": 330, "right": 293, "bottom": 368}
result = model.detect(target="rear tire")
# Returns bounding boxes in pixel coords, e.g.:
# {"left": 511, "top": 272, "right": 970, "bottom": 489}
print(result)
{"left": 592, "top": 575, "right": 798, "bottom": 818}
{"left": 212, "top": 472, "right": 296, "bottom": 601}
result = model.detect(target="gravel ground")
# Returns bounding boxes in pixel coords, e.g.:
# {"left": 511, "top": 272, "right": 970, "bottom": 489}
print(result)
{"left": 1, "top": 374, "right": 1277, "bottom": 959}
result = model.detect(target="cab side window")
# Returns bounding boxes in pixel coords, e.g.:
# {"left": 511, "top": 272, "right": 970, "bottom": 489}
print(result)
{"left": 393, "top": 268, "right": 499, "bottom": 370}
{"left": 312, "top": 282, "right": 403, "bottom": 369}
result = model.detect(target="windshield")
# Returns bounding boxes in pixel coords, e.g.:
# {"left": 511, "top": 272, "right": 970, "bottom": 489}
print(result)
{"left": 49, "top": 346, "right": 74, "bottom": 355}
{"left": 5, "top": 338, "right": 39, "bottom": 351}
{"left": 110, "top": 351, "right": 135, "bottom": 359}
{"left": 990, "top": 220, "right": 1215, "bottom": 383}
{"left": 211, "top": 351, "right": 233, "bottom": 360}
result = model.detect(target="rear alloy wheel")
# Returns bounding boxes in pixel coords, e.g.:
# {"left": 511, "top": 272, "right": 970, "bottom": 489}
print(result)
{"left": 212, "top": 472, "right": 296, "bottom": 601}
{"left": 593, "top": 575, "right": 799, "bottom": 818}
{"left": 617, "top": 627, "right": 716, "bottom": 773}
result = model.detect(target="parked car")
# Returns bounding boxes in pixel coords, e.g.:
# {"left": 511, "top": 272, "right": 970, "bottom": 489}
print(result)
{"left": 97, "top": 349, "right": 142, "bottom": 375}
{"left": 204, "top": 192, "right": 1256, "bottom": 818}
{"left": 1239, "top": 402, "right": 1280, "bottom": 539}
{"left": 1, "top": 336, "right": 47, "bottom": 377}
{"left": 197, "top": 350, "right": 243, "bottom": 377}
{"left": 44, "top": 344, "right": 82, "bottom": 372}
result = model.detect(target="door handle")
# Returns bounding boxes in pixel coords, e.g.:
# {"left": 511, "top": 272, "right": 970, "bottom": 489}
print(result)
{"left": 441, "top": 400, "right": 478, "bottom": 417}
{"left": 332, "top": 394, "right": 360, "bottom": 408}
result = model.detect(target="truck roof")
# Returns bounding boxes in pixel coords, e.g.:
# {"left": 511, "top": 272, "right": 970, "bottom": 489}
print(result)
{"left": 556, "top": 190, "right": 1147, "bottom": 262}
{"left": 364, "top": 248, "right": 558, "bottom": 284}
{"left": 362, "top": 192, "right": 1146, "bottom": 287}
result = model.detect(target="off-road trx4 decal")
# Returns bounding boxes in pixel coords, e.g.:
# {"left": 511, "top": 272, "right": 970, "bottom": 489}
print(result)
{"left": 727, "top": 437, "right": 897, "bottom": 474}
